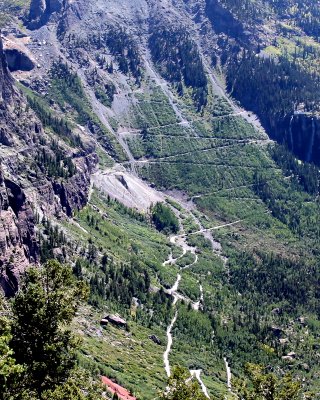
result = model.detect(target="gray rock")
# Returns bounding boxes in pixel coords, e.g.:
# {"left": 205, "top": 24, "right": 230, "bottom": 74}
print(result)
{"left": 48, "top": 0, "right": 64, "bottom": 13}
{"left": 27, "top": 0, "right": 64, "bottom": 29}
{"left": 5, "top": 48, "right": 35, "bottom": 72}
{"left": 29, "top": 0, "right": 47, "bottom": 22}
{"left": 0, "top": 35, "right": 14, "bottom": 103}
{"left": 149, "top": 335, "right": 161, "bottom": 345}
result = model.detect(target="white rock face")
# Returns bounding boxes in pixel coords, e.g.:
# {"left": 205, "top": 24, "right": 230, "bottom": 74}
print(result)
{"left": 91, "top": 167, "right": 165, "bottom": 212}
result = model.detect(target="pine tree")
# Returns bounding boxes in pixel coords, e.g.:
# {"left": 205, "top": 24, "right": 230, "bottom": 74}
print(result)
{"left": 0, "top": 296, "right": 23, "bottom": 399}
{"left": 10, "top": 260, "right": 88, "bottom": 397}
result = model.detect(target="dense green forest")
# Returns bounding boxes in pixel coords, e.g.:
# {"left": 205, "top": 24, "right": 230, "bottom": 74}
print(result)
{"left": 227, "top": 52, "right": 320, "bottom": 130}
{"left": 0, "top": 259, "right": 309, "bottom": 399}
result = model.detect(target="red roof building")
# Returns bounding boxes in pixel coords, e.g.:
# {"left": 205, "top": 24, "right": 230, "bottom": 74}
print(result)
{"left": 101, "top": 376, "right": 137, "bottom": 400}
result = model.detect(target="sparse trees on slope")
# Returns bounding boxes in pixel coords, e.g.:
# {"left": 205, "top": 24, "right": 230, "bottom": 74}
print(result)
{"left": 233, "top": 363, "right": 309, "bottom": 400}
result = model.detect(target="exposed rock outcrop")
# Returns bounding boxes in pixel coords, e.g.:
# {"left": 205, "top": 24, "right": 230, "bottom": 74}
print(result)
{"left": 52, "top": 153, "right": 98, "bottom": 216}
{"left": 48, "top": 0, "right": 64, "bottom": 14}
{"left": 0, "top": 33, "right": 97, "bottom": 294}
{"left": 27, "top": 0, "right": 65, "bottom": 29}
{"left": 0, "top": 34, "right": 14, "bottom": 104}
{"left": 285, "top": 113, "right": 320, "bottom": 165}
{"left": 2, "top": 35, "right": 36, "bottom": 72}
{"left": 29, "top": 0, "right": 47, "bottom": 23}
{"left": 5, "top": 48, "right": 35, "bottom": 72}
{"left": 0, "top": 170, "right": 38, "bottom": 296}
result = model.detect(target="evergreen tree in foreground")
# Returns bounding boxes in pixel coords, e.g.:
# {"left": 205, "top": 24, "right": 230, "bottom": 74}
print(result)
{"left": 2, "top": 260, "right": 103, "bottom": 400}
{"left": 159, "top": 366, "right": 207, "bottom": 400}
{"left": 0, "top": 296, "right": 23, "bottom": 398}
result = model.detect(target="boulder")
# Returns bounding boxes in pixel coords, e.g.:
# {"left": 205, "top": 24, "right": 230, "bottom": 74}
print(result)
{"left": 282, "top": 351, "right": 296, "bottom": 362}
{"left": 104, "top": 314, "right": 127, "bottom": 328}
{"left": 149, "top": 334, "right": 161, "bottom": 345}
{"left": 27, "top": 0, "right": 65, "bottom": 29}
{"left": 282, "top": 355, "right": 295, "bottom": 362}
{"left": 4, "top": 48, "right": 35, "bottom": 72}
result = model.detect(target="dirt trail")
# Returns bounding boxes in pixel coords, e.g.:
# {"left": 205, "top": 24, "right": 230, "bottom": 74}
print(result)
{"left": 176, "top": 220, "right": 243, "bottom": 237}
{"left": 190, "top": 370, "right": 210, "bottom": 398}
{"left": 166, "top": 274, "right": 182, "bottom": 305}
{"left": 162, "top": 204, "right": 240, "bottom": 397}
{"left": 224, "top": 358, "right": 232, "bottom": 392}
{"left": 161, "top": 202, "right": 242, "bottom": 396}
{"left": 162, "top": 223, "right": 201, "bottom": 379}
{"left": 164, "top": 310, "right": 178, "bottom": 377}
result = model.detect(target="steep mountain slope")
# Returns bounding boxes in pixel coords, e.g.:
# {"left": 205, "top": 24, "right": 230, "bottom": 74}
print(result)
{"left": 0, "top": 31, "right": 97, "bottom": 294}
{"left": 204, "top": 0, "right": 320, "bottom": 163}
{"left": 1, "top": 0, "right": 320, "bottom": 398}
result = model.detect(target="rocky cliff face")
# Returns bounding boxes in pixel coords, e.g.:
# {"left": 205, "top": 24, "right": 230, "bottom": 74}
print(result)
{"left": 27, "top": 0, "right": 64, "bottom": 29}
{"left": 0, "top": 34, "right": 97, "bottom": 294}
{"left": 0, "top": 169, "right": 37, "bottom": 296}
{"left": 0, "top": 38, "right": 36, "bottom": 295}
{"left": 286, "top": 113, "right": 320, "bottom": 165}
{"left": 0, "top": 35, "right": 14, "bottom": 104}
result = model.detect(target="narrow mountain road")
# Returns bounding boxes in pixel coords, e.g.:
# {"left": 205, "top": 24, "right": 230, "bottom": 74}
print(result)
{"left": 177, "top": 220, "right": 243, "bottom": 237}
{"left": 162, "top": 208, "right": 242, "bottom": 397}
{"left": 224, "top": 358, "right": 232, "bottom": 392}
{"left": 190, "top": 370, "right": 210, "bottom": 398}
{"left": 164, "top": 310, "right": 178, "bottom": 377}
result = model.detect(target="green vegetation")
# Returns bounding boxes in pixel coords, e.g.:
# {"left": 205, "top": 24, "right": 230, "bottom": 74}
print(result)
{"left": 233, "top": 363, "right": 308, "bottom": 399}
{"left": 227, "top": 53, "right": 320, "bottom": 137}
{"left": 159, "top": 366, "right": 207, "bottom": 400}
{"left": 0, "top": 0, "right": 30, "bottom": 27}
{"left": 0, "top": 260, "right": 105, "bottom": 400}
{"left": 26, "top": 93, "right": 82, "bottom": 148}
{"left": 4, "top": 1, "right": 320, "bottom": 396}
{"left": 63, "top": 26, "right": 142, "bottom": 83}
{"left": 152, "top": 202, "right": 179, "bottom": 234}
{"left": 35, "top": 141, "right": 77, "bottom": 179}
{"left": 0, "top": 296, "right": 23, "bottom": 397}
